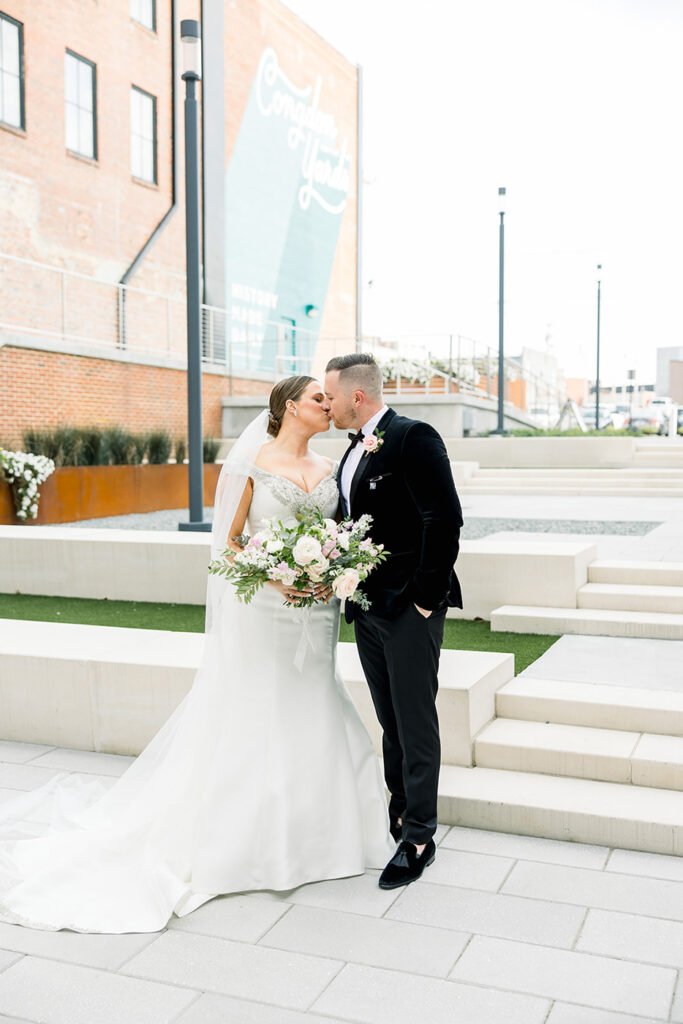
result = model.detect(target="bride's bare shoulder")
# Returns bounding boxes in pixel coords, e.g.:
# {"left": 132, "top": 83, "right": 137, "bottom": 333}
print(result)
{"left": 253, "top": 442, "right": 278, "bottom": 470}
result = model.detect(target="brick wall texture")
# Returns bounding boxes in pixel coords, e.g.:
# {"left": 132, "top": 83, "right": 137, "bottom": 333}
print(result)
{"left": 0, "top": 0, "right": 357, "bottom": 449}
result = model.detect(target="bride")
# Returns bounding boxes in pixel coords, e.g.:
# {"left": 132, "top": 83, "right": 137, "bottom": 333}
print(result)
{"left": 0, "top": 375, "right": 394, "bottom": 934}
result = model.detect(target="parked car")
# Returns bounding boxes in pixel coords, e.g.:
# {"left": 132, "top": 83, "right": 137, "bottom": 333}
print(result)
{"left": 580, "top": 405, "right": 619, "bottom": 430}
{"left": 528, "top": 406, "right": 553, "bottom": 429}
{"left": 628, "top": 407, "right": 666, "bottom": 432}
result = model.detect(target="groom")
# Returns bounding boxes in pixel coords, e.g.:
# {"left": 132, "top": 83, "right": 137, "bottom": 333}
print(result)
{"left": 324, "top": 353, "right": 463, "bottom": 889}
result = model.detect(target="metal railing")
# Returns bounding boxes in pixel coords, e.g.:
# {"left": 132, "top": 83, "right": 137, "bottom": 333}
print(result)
{"left": 0, "top": 253, "right": 566, "bottom": 414}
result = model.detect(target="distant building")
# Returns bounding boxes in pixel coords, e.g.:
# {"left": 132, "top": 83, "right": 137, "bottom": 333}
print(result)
{"left": 565, "top": 378, "right": 589, "bottom": 406}
{"left": 656, "top": 347, "right": 683, "bottom": 402}
{"left": 0, "top": 0, "right": 359, "bottom": 448}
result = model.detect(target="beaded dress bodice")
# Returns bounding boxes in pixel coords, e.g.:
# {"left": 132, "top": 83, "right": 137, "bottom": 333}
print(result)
{"left": 247, "top": 463, "right": 340, "bottom": 528}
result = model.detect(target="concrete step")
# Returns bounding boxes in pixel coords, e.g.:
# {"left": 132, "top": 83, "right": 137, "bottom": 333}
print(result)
{"left": 577, "top": 582, "right": 683, "bottom": 614}
{"left": 460, "top": 484, "right": 683, "bottom": 497}
{"left": 491, "top": 604, "right": 683, "bottom": 640}
{"left": 474, "top": 717, "right": 683, "bottom": 790}
{"left": 588, "top": 560, "right": 683, "bottom": 587}
{"left": 437, "top": 765, "right": 683, "bottom": 854}
{"left": 632, "top": 452, "right": 683, "bottom": 467}
{"left": 495, "top": 676, "right": 683, "bottom": 736}
{"left": 474, "top": 468, "right": 683, "bottom": 479}
{"left": 0, "top": 618, "right": 514, "bottom": 763}
{"left": 475, "top": 718, "right": 639, "bottom": 783}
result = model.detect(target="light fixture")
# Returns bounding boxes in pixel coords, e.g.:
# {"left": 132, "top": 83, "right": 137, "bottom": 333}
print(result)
{"left": 180, "top": 20, "right": 202, "bottom": 80}
{"left": 305, "top": 304, "right": 319, "bottom": 319}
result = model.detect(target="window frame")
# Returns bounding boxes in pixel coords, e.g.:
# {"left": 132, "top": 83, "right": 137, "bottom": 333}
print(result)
{"left": 64, "top": 48, "right": 98, "bottom": 161}
{"left": 0, "top": 11, "right": 26, "bottom": 131}
{"left": 130, "top": 0, "right": 156, "bottom": 33}
{"left": 130, "top": 83, "right": 157, "bottom": 185}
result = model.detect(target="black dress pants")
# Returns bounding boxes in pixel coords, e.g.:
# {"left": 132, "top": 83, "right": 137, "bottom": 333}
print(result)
{"left": 354, "top": 601, "right": 446, "bottom": 845}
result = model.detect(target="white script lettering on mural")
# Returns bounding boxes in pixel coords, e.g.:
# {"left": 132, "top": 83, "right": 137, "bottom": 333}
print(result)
{"left": 256, "top": 47, "right": 350, "bottom": 216}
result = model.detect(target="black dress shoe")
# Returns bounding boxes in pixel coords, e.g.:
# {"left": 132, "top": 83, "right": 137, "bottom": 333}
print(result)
{"left": 389, "top": 815, "right": 403, "bottom": 843}
{"left": 378, "top": 839, "right": 436, "bottom": 890}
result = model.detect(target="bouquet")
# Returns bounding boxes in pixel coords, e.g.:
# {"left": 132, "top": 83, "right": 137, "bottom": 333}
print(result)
{"left": 209, "top": 510, "right": 388, "bottom": 610}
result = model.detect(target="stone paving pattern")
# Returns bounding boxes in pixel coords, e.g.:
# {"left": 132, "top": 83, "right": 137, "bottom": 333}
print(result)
{"left": 1, "top": 740, "right": 683, "bottom": 1023}
{"left": 17, "top": 468, "right": 683, "bottom": 1018}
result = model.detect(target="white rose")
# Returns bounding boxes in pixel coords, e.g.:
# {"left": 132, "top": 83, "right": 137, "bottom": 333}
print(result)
{"left": 292, "top": 535, "right": 323, "bottom": 565}
{"left": 306, "top": 557, "right": 329, "bottom": 582}
{"left": 265, "top": 538, "right": 284, "bottom": 553}
{"left": 336, "top": 532, "right": 350, "bottom": 551}
{"left": 322, "top": 518, "right": 338, "bottom": 535}
{"left": 333, "top": 568, "right": 361, "bottom": 599}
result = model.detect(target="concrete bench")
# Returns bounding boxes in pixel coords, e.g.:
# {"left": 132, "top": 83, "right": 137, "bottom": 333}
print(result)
{"left": 0, "top": 526, "right": 597, "bottom": 620}
{"left": 0, "top": 617, "right": 512, "bottom": 765}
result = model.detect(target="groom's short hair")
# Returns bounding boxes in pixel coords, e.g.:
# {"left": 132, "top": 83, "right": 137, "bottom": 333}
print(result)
{"left": 325, "top": 353, "right": 383, "bottom": 399}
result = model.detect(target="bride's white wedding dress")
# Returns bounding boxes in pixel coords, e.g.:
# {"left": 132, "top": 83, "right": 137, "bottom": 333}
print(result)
{"left": 0, "top": 459, "right": 394, "bottom": 934}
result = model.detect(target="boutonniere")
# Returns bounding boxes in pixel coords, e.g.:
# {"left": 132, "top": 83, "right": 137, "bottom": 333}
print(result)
{"left": 362, "top": 429, "right": 385, "bottom": 457}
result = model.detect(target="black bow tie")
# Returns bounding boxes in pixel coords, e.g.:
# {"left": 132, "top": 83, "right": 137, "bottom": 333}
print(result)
{"left": 347, "top": 429, "right": 364, "bottom": 447}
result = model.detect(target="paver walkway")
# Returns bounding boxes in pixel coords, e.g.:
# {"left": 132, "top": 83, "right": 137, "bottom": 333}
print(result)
{"left": 0, "top": 740, "right": 681, "bottom": 1023}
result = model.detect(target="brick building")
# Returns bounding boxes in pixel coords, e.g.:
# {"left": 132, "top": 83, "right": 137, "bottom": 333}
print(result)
{"left": 0, "top": 0, "right": 359, "bottom": 448}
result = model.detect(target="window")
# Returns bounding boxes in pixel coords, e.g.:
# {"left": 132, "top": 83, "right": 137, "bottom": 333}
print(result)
{"left": 130, "top": 0, "right": 155, "bottom": 31}
{"left": 65, "top": 50, "right": 96, "bottom": 159}
{"left": 130, "top": 86, "right": 156, "bottom": 183}
{"left": 0, "top": 12, "right": 24, "bottom": 130}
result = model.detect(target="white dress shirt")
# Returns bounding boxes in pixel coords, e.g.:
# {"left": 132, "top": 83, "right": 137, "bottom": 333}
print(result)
{"left": 340, "top": 405, "right": 389, "bottom": 510}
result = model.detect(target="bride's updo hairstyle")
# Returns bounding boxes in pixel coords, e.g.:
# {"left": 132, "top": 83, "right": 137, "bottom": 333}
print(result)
{"left": 267, "top": 375, "right": 316, "bottom": 437}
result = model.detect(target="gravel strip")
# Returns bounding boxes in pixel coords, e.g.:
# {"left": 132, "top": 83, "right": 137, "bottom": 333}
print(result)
{"left": 47, "top": 508, "right": 215, "bottom": 530}
{"left": 461, "top": 518, "right": 662, "bottom": 539}
{"left": 47, "top": 510, "right": 660, "bottom": 538}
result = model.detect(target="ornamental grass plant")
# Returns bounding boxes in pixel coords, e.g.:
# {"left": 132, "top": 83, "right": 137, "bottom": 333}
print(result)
{"left": 146, "top": 430, "right": 173, "bottom": 464}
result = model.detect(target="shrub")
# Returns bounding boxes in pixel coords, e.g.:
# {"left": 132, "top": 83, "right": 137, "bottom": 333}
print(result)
{"left": 100, "top": 428, "right": 146, "bottom": 465}
{"left": 147, "top": 430, "right": 173, "bottom": 464}
{"left": 175, "top": 437, "right": 187, "bottom": 464}
{"left": 76, "top": 427, "right": 105, "bottom": 465}
{"left": 203, "top": 436, "right": 220, "bottom": 463}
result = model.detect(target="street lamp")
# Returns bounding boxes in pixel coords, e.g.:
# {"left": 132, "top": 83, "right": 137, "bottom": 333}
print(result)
{"left": 595, "top": 263, "right": 602, "bottom": 431}
{"left": 495, "top": 186, "right": 506, "bottom": 433}
{"left": 178, "top": 20, "right": 210, "bottom": 532}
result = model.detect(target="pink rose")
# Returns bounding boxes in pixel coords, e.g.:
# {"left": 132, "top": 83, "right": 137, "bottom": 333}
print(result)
{"left": 332, "top": 568, "right": 361, "bottom": 599}
{"left": 362, "top": 434, "right": 379, "bottom": 453}
{"left": 321, "top": 539, "right": 336, "bottom": 557}
{"left": 329, "top": 548, "right": 341, "bottom": 560}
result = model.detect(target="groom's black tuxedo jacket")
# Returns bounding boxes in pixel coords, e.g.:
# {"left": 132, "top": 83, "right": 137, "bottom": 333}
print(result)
{"left": 338, "top": 408, "right": 463, "bottom": 622}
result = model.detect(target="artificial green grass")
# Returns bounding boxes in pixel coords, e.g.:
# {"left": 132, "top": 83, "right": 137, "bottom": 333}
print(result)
{"left": 0, "top": 593, "right": 558, "bottom": 673}
{"left": 0, "top": 593, "right": 207, "bottom": 632}
{"left": 340, "top": 618, "right": 558, "bottom": 674}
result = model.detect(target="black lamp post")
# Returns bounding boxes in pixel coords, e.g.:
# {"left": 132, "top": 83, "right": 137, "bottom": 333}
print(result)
{"left": 494, "top": 186, "right": 506, "bottom": 433}
{"left": 178, "top": 20, "right": 210, "bottom": 532}
{"left": 595, "top": 264, "right": 602, "bottom": 431}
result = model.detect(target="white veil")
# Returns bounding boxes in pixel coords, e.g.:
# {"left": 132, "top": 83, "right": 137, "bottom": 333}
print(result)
{"left": 0, "top": 410, "right": 277, "bottom": 931}
{"left": 205, "top": 408, "right": 270, "bottom": 630}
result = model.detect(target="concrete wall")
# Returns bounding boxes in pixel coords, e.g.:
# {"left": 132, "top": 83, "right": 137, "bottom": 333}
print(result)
{"left": 444, "top": 436, "right": 639, "bottom": 468}
{"left": 221, "top": 392, "right": 538, "bottom": 439}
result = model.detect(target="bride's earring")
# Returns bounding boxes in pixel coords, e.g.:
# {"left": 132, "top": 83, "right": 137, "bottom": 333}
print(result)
{"left": 289, "top": 405, "right": 297, "bottom": 417}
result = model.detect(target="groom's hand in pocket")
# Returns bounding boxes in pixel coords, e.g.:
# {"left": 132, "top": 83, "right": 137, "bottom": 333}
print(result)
{"left": 414, "top": 604, "right": 431, "bottom": 618}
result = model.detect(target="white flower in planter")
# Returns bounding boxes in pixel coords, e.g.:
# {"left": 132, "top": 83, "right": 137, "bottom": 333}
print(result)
{"left": 0, "top": 449, "right": 56, "bottom": 521}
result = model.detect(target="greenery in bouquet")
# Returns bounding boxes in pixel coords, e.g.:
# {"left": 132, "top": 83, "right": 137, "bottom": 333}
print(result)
{"left": 209, "top": 509, "right": 388, "bottom": 610}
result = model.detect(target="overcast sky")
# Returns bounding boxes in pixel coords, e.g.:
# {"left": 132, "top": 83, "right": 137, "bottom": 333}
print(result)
{"left": 283, "top": 0, "right": 683, "bottom": 387}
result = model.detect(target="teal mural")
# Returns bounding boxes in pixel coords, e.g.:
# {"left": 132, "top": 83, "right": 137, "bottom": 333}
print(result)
{"left": 224, "top": 47, "right": 353, "bottom": 376}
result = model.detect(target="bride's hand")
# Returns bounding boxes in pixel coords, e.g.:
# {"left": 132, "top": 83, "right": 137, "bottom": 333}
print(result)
{"left": 267, "top": 580, "right": 332, "bottom": 604}
{"left": 267, "top": 579, "right": 300, "bottom": 604}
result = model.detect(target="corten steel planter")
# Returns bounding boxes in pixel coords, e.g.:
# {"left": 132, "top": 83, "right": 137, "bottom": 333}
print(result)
{"left": 0, "top": 463, "right": 222, "bottom": 525}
